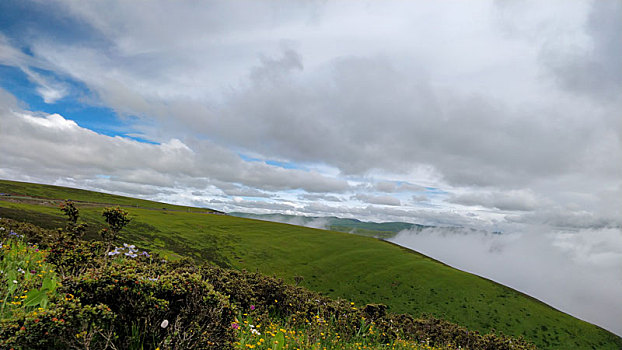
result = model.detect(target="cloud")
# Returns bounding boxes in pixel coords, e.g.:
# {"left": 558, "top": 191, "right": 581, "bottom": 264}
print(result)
{"left": 541, "top": 1, "right": 622, "bottom": 100}
{"left": 411, "top": 195, "right": 428, "bottom": 203}
{"left": 354, "top": 194, "right": 401, "bottom": 206}
{"left": 237, "top": 213, "right": 331, "bottom": 230}
{"left": 299, "top": 193, "right": 343, "bottom": 202}
{"left": 375, "top": 181, "right": 425, "bottom": 193}
{"left": 448, "top": 189, "right": 541, "bottom": 211}
{"left": 21, "top": 67, "right": 69, "bottom": 103}
{"left": 390, "top": 226, "right": 622, "bottom": 336}
{"left": 0, "top": 103, "right": 350, "bottom": 196}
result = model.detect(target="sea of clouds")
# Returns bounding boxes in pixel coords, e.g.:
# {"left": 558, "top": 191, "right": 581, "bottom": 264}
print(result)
{"left": 389, "top": 226, "right": 622, "bottom": 336}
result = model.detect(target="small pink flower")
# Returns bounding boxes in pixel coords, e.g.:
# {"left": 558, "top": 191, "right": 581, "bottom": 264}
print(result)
{"left": 250, "top": 305, "right": 255, "bottom": 311}
{"left": 231, "top": 322, "right": 239, "bottom": 330}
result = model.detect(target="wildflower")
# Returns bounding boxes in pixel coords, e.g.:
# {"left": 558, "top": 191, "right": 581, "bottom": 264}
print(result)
{"left": 12, "top": 280, "right": 17, "bottom": 284}
{"left": 107, "top": 251, "right": 120, "bottom": 256}
{"left": 160, "top": 320, "right": 169, "bottom": 328}
{"left": 141, "top": 251, "right": 150, "bottom": 257}
{"left": 250, "top": 304, "right": 255, "bottom": 311}
{"left": 231, "top": 322, "right": 239, "bottom": 330}
{"left": 251, "top": 328, "right": 261, "bottom": 336}
{"left": 124, "top": 252, "right": 138, "bottom": 258}
{"left": 124, "top": 243, "right": 137, "bottom": 252}
{"left": 17, "top": 268, "right": 25, "bottom": 274}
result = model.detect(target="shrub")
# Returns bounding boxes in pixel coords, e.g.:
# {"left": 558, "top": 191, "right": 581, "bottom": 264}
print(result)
{"left": 0, "top": 218, "right": 57, "bottom": 247}
{"left": 64, "top": 259, "right": 236, "bottom": 349}
{"left": 100, "top": 207, "right": 131, "bottom": 251}
{"left": 0, "top": 300, "right": 117, "bottom": 349}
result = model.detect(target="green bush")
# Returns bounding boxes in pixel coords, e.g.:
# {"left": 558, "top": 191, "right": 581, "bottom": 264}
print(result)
{"left": 64, "top": 259, "right": 236, "bottom": 349}
{"left": 0, "top": 218, "right": 57, "bottom": 247}
{"left": 0, "top": 300, "right": 116, "bottom": 349}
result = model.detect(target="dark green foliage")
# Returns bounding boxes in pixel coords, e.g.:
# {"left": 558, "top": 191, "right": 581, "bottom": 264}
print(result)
{"left": 60, "top": 200, "right": 80, "bottom": 224}
{"left": 47, "top": 239, "right": 104, "bottom": 278}
{"left": 60, "top": 200, "right": 88, "bottom": 240}
{"left": 0, "top": 213, "right": 101, "bottom": 279}
{"left": 64, "top": 259, "right": 236, "bottom": 349}
{"left": 101, "top": 207, "right": 131, "bottom": 245}
{"left": 0, "top": 300, "right": 117, "bottom": 349}
{"left": 0, "top": 217, "right": 57, "bottom": 246}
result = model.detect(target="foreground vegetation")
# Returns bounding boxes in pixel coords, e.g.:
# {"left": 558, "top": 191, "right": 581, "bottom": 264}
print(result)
{"left": 0, "top": 179, "right": 621, "bottom": 349}
{"left": 0, "top": 205, "right": 534, "bottom": 349}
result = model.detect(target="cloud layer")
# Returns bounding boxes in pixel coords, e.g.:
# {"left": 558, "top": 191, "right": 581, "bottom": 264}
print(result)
{"left": 390, "top": 226, "right": 622, "bottom": 336}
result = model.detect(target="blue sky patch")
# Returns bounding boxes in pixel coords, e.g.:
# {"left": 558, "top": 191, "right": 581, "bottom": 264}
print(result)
{"left": 0, "top": 64, "right": 140, "bottom": 139}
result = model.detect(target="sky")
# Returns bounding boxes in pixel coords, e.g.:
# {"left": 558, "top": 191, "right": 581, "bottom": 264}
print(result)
{"left": 0, "top": 0, "right": 621, "bottom": 336}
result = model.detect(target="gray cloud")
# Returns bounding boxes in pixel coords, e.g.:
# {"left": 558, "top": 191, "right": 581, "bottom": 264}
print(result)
{"left": 541, "top": 0, "right": 622, "bottom": 100}
{"left": 375, "top": 181, "right": 425, "bottom": 193}
{"left": 448, "top": 189, "right": 541, "bottom": 212}
{"left": 221, "top": 186, "right": 274, "bottom": 198}
{"left": 354, "top": 193, "right": 401, "bottom": 206}
{"left": 299, "top": 193, "right": 343, "bottom": 202}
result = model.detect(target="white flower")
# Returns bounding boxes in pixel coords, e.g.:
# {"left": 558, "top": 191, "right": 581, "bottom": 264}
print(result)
{"left": 160, "top": 319, "right": 169, "bottom": 328}
{"left": 12, "top": 280, "right": 17, "bottom": 284}
{"left": 251, "top": 328, "right": 261, "bottom": 336}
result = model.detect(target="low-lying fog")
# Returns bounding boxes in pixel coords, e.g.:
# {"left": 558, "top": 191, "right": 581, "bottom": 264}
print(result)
{"left": 389, "top": 226, "right": 622, "bottom": 336}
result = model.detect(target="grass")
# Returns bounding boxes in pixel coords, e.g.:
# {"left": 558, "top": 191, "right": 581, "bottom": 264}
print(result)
{"left": 0, "top": 179, "right": 621, "bottom": 349}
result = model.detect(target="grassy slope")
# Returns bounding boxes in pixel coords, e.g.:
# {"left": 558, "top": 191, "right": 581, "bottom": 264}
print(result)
{"left": 0, "top": 180, "right": 620, "bottom": 350}
{"left": 230, "top": 212, "right": 424, "bottom": 239}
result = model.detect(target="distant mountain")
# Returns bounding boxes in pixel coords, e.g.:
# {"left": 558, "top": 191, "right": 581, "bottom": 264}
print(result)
{"left": 230, "top": 212, "right": 429, "bottom": 238}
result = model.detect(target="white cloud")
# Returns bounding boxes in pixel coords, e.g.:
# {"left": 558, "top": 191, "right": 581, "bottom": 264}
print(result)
{"left": 448, "top": 189, "right": 541, "bottom": 212}
{"left": 21, "top": 67, "right": 68, "bottom": 103}
{"left": 0, "top": 106, "right": 350, "bottom": 195}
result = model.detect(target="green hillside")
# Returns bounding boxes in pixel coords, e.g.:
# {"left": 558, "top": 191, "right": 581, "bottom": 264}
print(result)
{"left": 0, "top": 179, "right": 620, "bottom": 349}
